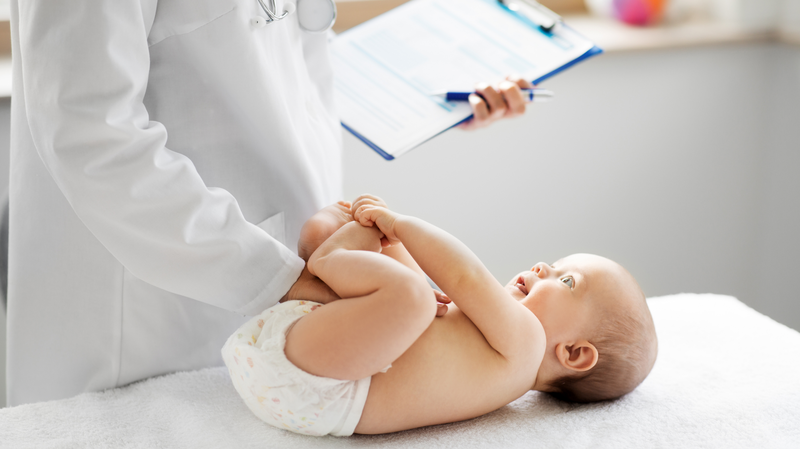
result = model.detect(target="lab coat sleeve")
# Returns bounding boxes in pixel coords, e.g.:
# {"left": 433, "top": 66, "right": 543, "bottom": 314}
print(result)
{"left": 15, "top": 0, "right": 304, "bottom": 315}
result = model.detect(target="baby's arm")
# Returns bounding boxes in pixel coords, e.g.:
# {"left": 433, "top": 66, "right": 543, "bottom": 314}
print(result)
{"left": 355, "top": 206, "right": 543, "bottom": 362}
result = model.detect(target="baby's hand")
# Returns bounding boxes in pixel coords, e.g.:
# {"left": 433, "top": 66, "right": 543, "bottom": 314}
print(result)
{"left": 350, "top": 194, "right": 388, "bottom": 215}
{"left": 433, "top": 289, "right": 451, "bottom": 317}
{"left": 354, "top": 205, "right": 400, "bottom": 247}
{"left": 351, "top": 194, "right": 396, "bottom": 247}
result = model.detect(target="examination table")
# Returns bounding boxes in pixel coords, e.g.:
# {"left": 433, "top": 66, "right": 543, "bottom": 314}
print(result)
{"left": 1, "top": 293, "right": 798, "bottom": 448}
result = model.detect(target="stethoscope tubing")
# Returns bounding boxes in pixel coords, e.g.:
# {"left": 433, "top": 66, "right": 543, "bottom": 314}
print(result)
{"left": 256, "top": 0, "right": 336, "bottom": 32}
{"left": 257, "top": 0, "right": 290, "bottom": 22}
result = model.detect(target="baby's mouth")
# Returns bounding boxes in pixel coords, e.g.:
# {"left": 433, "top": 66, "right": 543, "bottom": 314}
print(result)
{"left": 515, "top": 276, "right": 528, "bottom": 295}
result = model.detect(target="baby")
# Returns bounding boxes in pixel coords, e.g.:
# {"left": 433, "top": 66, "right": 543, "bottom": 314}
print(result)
{"left": 222, "top": 195, "right": 658, "bottom": 436}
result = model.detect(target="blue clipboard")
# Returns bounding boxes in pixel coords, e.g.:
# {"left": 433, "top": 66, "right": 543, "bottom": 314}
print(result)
{"left": 335, "top": 0, "right": 603, "bottom": 161}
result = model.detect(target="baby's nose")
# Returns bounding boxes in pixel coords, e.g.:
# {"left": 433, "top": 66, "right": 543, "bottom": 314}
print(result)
{"left": 531, "top": 263, "right": 550, "bottom": 278}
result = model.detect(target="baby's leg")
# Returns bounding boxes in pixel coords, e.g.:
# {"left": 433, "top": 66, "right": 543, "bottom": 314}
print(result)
{"left": 285, "top": 222, "right": 435, "bottom": 381}
{"left": 297, "top": 201, "right": 353, "bottom": 261}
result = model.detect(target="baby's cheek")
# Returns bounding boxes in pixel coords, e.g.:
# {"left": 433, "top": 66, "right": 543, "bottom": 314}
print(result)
{"left": 533, "top": 282, "right": 559, "bottom": 298}
{"left": 529, "top": 284, "right": 561, "bottom": 314}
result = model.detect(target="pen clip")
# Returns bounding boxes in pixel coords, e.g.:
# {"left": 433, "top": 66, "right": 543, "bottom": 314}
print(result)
{"left": 497, "top": 0, "right": 562, "bottom": 32}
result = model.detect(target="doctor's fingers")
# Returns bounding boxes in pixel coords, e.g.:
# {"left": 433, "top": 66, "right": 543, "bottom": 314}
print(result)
{"left": 505, "top": 74, "right": 535, "bottom": 90}
{"left": 462, "top": 86, "right": 505, "bottom": 130}
{"left": 499, "top": 81, "right": 527, "bottom": 118}
{"left": 474, "top": 83, "right": 507, "bottom": 121}
{"left": 463, "top": 94, "right": 492, "bottom": 130}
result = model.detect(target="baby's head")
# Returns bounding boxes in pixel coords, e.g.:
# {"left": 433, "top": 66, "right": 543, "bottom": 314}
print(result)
{"left": 508, "top": 253, "right": 657, "bottom": 402}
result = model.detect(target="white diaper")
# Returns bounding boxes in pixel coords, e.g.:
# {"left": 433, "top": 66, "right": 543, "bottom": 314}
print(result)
{"left": 221, "top": 300, "right": 370, "bottom": 436}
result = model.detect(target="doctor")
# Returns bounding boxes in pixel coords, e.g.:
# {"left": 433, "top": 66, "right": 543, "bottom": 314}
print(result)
{"left": 6, "top": 0, "right": 534, "bottom": 406}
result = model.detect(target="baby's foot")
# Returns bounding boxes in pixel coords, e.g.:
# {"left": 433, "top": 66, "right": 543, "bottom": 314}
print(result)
{"left": 298, "top": 201, "right": 354, "bottom": 260}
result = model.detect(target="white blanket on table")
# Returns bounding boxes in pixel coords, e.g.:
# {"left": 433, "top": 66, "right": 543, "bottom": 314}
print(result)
{"left": 2, "top": 293, "right": 798, "bottom": 448}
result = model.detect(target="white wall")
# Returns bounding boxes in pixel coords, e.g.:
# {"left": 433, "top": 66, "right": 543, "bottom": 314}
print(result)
{"left": 753, "top": 44, "right": 800, "bottom": 327}
{"left": 780, "top": 0, "right": 800, "bottom": 35}
{"left": 342, "top": 43, "right": 800, "bottom": 331}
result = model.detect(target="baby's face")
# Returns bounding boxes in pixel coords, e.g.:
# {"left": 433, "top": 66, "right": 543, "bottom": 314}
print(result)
{"left": 505, "top": 254, "right": 636, "bottom": 343}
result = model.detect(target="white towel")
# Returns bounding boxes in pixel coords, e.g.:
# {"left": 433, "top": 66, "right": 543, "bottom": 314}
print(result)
{"left": 1, "top": 294, "right": 798, "bottom": 448}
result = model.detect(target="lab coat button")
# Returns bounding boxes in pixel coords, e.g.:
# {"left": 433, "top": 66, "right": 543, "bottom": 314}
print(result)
{"left": 251, "top": 16, "right": 268, "bottom": 28}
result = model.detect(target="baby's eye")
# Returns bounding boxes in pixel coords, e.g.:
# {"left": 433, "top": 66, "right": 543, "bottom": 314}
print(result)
{"left": 561, "top": 276, "right": 574, "bottom": 288}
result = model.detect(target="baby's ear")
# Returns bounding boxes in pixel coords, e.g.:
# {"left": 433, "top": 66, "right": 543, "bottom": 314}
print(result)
{"left": 556, "top": 341, "right": 598, "bottom": 372}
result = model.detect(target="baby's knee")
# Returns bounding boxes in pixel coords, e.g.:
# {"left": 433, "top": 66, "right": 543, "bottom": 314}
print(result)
{"left": 392, "top": 273, "right": 436, "bottom": 323}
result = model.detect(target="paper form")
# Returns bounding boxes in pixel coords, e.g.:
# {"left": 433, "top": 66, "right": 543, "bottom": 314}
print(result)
{"left": 331, "top": 0, "right": 598, "bottom": 158}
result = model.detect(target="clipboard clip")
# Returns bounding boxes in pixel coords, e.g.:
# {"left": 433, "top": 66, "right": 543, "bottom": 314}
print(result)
{"left": 497, "top": 0, "right": 562, "bottom": 33}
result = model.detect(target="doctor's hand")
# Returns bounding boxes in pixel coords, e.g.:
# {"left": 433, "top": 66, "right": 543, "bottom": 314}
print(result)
{"left": 457, "top": 75, "right": 535, "bottom": 131}
{"left": 280, "top": 265, "right": 340, "bottom": 305}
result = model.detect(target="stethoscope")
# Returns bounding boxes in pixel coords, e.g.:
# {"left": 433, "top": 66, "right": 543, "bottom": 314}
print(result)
{"left": 256, "top": 0, "right": 336, "bottom": 32}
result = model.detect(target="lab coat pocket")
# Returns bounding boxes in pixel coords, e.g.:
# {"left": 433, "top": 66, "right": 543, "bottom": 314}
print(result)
{"left": 148, "top": 0, "right": 238, "bottom": 47}
{"left": 256, "top": 212, "right": 286, "bottom": 246}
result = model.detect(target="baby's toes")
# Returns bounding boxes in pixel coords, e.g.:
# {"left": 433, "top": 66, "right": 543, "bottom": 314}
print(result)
{"left": 330, "top": 203, "right": 354, "bottom": 226}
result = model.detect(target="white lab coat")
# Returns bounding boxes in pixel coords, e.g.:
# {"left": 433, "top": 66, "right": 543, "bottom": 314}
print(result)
{"left": 6, "top": 0, "right": 342, "bottom": 406}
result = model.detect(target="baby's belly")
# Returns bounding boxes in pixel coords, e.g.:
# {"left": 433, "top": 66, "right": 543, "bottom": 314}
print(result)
{"left": 355, "top": 307, "right": 524, "bottom": 434}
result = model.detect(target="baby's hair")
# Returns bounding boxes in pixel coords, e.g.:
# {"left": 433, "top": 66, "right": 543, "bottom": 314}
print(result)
{"left": 547, "top": 290, "right": 657, "bottom": 403}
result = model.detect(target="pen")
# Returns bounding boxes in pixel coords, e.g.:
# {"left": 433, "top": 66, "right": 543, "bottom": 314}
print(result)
{"left": 431, "top": 88, "right": 555, "bottom": 103}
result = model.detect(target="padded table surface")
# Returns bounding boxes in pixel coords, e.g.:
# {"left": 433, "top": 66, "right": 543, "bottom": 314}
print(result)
{"left": 1, "top": 294, "right": 798, "bottom": 448}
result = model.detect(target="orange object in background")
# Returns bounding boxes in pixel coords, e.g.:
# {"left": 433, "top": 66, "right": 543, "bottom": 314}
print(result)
{"left": 613, "top": 0, "right": 668, "bottom": 25}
